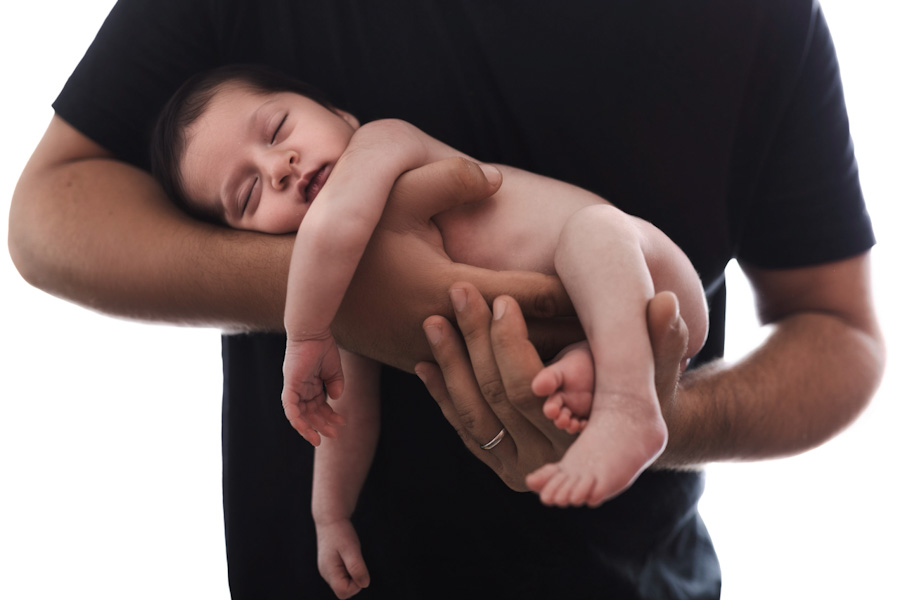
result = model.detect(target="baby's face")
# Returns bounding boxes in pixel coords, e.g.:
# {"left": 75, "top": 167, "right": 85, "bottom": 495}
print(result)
{"left": 180, "top": 84, "right": 358, "bottom": 233}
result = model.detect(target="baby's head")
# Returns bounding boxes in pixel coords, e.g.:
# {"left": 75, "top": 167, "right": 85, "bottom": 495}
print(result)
{"left": 151, "top": 64, "right": 359, "bottom": 233}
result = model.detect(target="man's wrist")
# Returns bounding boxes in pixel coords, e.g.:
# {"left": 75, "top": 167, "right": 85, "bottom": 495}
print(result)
{"left": 654, "top": 365, "right": 722, "bottom": 470}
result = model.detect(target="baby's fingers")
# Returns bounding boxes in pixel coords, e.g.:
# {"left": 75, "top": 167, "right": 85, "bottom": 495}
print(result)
{"left": 319, "top": 557, "right": 365, "bottom": 600}
{"left": 284, "top": 406, "right": 322, "bottom": 446}
{"left": 300, "top": 401, "right": 345, "bottom": 440}
{"left": 339, "top": 545, "right": 371, "bottom": 591}
{"left": 281, "top": 388, "right": 336, "bottom": 446}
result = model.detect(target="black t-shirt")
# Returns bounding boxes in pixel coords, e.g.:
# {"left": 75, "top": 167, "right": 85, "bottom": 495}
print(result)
{"left": 54, "top": 1, "right": 873, "bottom": 598}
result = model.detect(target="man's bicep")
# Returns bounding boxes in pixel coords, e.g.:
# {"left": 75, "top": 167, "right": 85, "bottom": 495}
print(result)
{"left": 739, "top": 252, "right": 880, "bottom": 336}
{"left": 11, "top": 115, "right": 117, "bottom": 284}
{"left": 25, "top": 115, "right": 115, "bottom": 169}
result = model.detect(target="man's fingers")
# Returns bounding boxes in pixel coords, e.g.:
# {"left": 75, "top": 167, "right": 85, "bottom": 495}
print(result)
{"left": 504, "top": 272, "right": 575, "bottom": 319}
{"left": 489, "top": 296, "right": 573, "bottom": 447}
{"left": 489, "top": 296, "right": 546, "bottom": 404}
{"left": 418, "top": 316, "right": 509, "bottom": 462}
{"left": 448, "top": 283, "right": 506, "bottom": 409}
{"left": 387, "top": 158, "right": 501, "bottom": 225}
{"left": 450, "top": 282, "right": 546, "bottom": 445}
{"left": 415, "top": 360, "right": 478, "bottom": 450}
{"left": 646, "top": 291, "right": 689, "bottom": 399}
{"left": 461, "top": 269, "right": 575, "bottom": 321}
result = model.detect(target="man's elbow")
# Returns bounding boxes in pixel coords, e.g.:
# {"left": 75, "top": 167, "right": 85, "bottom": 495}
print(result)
{"left": 832, "top": 320, "right": 886, "bottom": 441}
{"left": 9, "top": 197, "right": 40, "bottom": 287}
{"left": 857, "top": 322, "right": 887, "bottom": 411}
{"left": 8, "top": 179, "right": 62, "bottom": 295}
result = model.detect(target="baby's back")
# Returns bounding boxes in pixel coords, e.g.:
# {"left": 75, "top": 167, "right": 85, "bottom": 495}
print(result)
{"left": 433, "top": 165, "right": 607, "bottom": 274}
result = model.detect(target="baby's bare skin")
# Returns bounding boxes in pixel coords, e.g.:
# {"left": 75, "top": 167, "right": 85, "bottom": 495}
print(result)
{"left": 179, "top": 82, "right": 709, "bottom": 595}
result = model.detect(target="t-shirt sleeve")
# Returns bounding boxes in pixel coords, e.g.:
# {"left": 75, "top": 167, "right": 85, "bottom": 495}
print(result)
{"left": 52, "top": 0, "right": 223, "bottom": 169}
{"left": 735, "top": 3, "right": 875, "bottom": 269}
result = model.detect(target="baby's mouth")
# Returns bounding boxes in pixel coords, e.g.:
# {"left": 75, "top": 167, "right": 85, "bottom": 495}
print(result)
{"left": 305, "top": 164, "right": 331, "bottom": 204}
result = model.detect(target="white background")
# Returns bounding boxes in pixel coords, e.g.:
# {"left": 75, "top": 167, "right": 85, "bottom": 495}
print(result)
{"left": 1, "top": 1, "right": 897, "bottom": 598}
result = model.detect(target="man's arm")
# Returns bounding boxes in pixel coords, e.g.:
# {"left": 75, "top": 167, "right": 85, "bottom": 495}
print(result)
{"left": 10, "top": 115, "right": 293, "bottom": 330}
{"left": 417, "top": 253, "right": 885, "bottom": 488}
{"left": 9, "top": 116, "right": 572, "bottom": 368}
{"left": 658, "top": 252, "right": 885, "bottom": 467}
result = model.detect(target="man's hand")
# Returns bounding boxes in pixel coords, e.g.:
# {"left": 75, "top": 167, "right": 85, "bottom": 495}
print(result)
{"left": 333, "top": 158, "right": 576, "bottom": 372}
{"left": 414, "top": 283, "right": 689, "bottom": 491}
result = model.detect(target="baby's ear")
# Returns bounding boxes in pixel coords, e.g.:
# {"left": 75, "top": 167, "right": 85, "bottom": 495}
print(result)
{"left": 336, "top": 108, "right": 360, "bottom": 130}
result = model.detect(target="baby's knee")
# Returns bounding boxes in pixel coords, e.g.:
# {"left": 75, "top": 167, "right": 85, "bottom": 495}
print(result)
{"left": 556, "top": 204, "right": 637, "bottom": 260}
{"left": 563, "top": 203, "right": 630, "bottom": 236}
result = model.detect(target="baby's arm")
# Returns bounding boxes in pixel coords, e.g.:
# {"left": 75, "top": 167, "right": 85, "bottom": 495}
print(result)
{"left": 312, "top": 351, "right": 380, "bottom": 598}
{"left": 281, "top": 120, "right": 464, "bottom": 443}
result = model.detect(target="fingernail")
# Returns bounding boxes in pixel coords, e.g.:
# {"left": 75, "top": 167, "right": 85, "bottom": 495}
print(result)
{"left": 481, "top": 164, "right": 501, "bottom": 186}
{"left": 424, "top": 323, "right": 443, "bottom": 345}
{"left": 449, "top": 288, "right": 467, "bottom": 312}
{"left": 493, "top": 298, "right": 507, "bottom": 321}
{"left": 414, "top": 365, "right": 427, "bottom": 384}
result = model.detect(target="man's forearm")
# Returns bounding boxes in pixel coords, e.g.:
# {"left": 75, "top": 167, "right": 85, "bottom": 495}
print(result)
{"left": 11, "top": 157, "right": 292, "bottom": 331}
{"left": 12, "top": 118, "right": 572, "bottom": 369}
{"left": 657, "top": 311, "right": 885, "bottom": 468}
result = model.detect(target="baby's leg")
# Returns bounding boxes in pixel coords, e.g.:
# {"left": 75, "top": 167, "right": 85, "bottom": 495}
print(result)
{"left": 526, "top": 204, "right": 668, "bottom": 507}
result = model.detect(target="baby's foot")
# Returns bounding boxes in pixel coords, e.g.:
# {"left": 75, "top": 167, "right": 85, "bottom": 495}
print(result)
{"left": 532, "top": 341, "right": 594, "bottom": 433}
{"left": 526, "top": 390, "right": 668, "bottom": 507}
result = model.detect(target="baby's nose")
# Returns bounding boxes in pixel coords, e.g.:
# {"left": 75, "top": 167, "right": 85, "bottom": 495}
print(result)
{"left": 269, "top": 150, "right": 299, "bottom": 189}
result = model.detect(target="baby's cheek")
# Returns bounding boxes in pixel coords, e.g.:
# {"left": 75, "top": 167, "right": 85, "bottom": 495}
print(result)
{"left": 260, "top": 207, "right": 304, "bottom": 234}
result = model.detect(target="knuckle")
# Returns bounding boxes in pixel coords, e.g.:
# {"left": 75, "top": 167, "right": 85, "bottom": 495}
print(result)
{"left": 454, "top": 404, "right": 479, "bottom": 432}
{"left": 532, "top": 290, "right": 559, "bottom": 318}
{"left": 458, "top": 326, "right": 491, "bottom": 357}
{"left": 446, "top": 157, "right": 479, "bottom": 193}
{"left": 507, "top": 382, "right": 536, "bottom": 410}
{"left": 479, "top": 376, "right": 507, "bottom": 405}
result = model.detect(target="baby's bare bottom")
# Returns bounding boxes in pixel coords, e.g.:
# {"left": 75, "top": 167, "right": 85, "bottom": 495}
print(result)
{"left": 526, "top": 205, "right": 668, "bottom": 507}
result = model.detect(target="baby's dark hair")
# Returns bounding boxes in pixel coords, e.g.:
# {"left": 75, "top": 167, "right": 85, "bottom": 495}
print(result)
{"left": 150, "top": 64, "right": 335, "bottom": 222}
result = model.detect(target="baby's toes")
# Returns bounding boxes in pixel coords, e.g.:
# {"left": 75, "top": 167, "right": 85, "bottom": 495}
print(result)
{"left": 553, "top": 406, "right": 573, "bottom": 431}
{"left": 532, "top": 367, "right": 563, "bottom": 397}
{"left": 587, "top": 484, "right": 609, "bottom": 508}
{"left": 549, "top": 473, "right": 582, "bottom": 507}
{"left": 538, "top": 469, "right": 570, "bottom": 506}
{"left": 543, "top": 394, "right": 563, "bottom": 419}
{"left": 570, "top": 475, "right": 596, "bottom": 506}
{"left": 525, "top": 462, "right": 560, "bottom": 493}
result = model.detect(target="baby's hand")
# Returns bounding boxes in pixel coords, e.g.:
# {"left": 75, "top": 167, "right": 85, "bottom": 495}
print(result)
{"left": 316, "top": 518, "right": 370, "bottom": 599}
{"left": 282, "top": 334, "right": 346, "bottom": 445}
